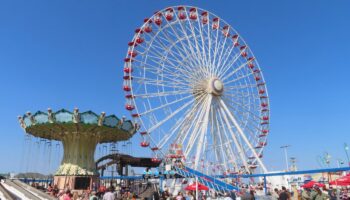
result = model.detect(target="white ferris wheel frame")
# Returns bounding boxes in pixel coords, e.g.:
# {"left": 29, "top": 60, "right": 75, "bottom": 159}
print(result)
{"left": 123, "top": 5, "right": 270, "bottom": 174}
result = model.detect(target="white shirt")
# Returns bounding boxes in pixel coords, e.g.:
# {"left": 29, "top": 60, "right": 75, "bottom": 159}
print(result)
{"left": 103, "top": 192, "right": 115, "bottom": 200}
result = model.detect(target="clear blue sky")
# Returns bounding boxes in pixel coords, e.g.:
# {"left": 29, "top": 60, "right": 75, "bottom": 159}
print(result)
{"left": 0, "top": 0, "right": 350, "bottom": 173}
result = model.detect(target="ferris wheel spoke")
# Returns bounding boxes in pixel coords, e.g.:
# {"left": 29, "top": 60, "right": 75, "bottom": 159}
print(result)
{"left": 211, "top": 26, "right": 232, "bottom": 73}
{"left": 183, "top": 16, "right": 210, "bottom": 74}
{"left": 144, "top": 51, "right": 190, "bottom": 68}
{"left": 132, "top": 58, "right": 197, "bottom": 83}
{"left": 133, "top": 69, "right": 192, "bottom": 84}
{"left": 225, "top": 84, "right": 259, "bottom": 90}
{"left": 220, "top": 59, "right": 251, "bottom": 82}
{"left": 223, "top": 98, "right": 261, "bottom": 132}
{"left": 223, "top": 69, "right": 255, "bottom": 85}
{"left": 138, "top": 40, "right": 167, "bottom": 55}
{"left": 218, "top": 97, "right": 268, "bottom": 173}
{"left": 135, "top": 89, "right": 192, "bottom": 99}
{"left": 209, "top": 19, "right": 221, "bottom": 74}
{"left": 158, "top": 65, "right": 201, "bottom": 85}
{"left": 158, "top": 22, "right": 204, "bottom": 72}
{"left": 174, "top": 93, "right": 207, "bottom": 144}
{"left": 143, "top": 30, "right": 202, "bottom": 77}
{"left": 215, "top": 43, "right": 240, "bottom": 77}
{"left": 174, "top": 17, "right": 206, "bottom": 69}
{"left": 139, "top": 94, "right": 193, "bottom": 116}
{"left": 208, "top": 107, "right": 223, "bottom": 169}
{"left": 183, "top": 95, "right": 211, "bottom": 158}
{"left": 181, "top": 19, "right": 205, "bottom": 67}
{"left": 222, "top": 96, "right": 261, "bottom": 122}
{"left": 141, "top": 81, "right": 189, "bottom": 90}
{"left": 145, "top": 97, "right": 195, "bottom": 134}
{"left": 201, "top": 18, "right": 213, "bottom": 76}
{"left": 220, "top": 100, "right": 261, "bottom": 143}
{"left": 216, "top": 99, "right": 250, "bottom": 172}
{"left": 140, "top": 35, "right": 189, "bottom": 64}
{"left": 191, "top": 95, "right": 212, "bottom": 169}
{"left": 147, "top": 33, "right": 202, "bottom": 74}
{"left": 133, "top": 75, "right": 191, "bottom": 89}
{"left": 192, "top": 14, "right": 210, "bottom": 72}
{"left": 224, "top": 90, "right": 259, "bottom": 100}
{"left": 213, "top": 106, "right": 240, "bottom": 171}
{"left": 180, "top": 111, "right": 202, "bottom": 154}
{"left": 213, "top": 32, "right": 229, "bottom": 76}
{"left": 138, "top": 53, "right": 195, "bottom": 80}
{"left": 158, "top": 93, "right": 207, "bottom": 149}
{"left": 170, "top": 15, "right": 209, "bottom": 76}
{"left": 211, "top": 106, "right": 238, "bottom": 172}
{"left": 216, "top": 53, "right": 241, "bottom": 79}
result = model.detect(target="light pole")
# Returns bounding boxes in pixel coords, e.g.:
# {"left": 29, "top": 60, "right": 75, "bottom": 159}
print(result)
{"left": 280, "top": 145, "right": 291, "bottom": 171}
{"left": 344, "top": 143, "right": 350, "bottom": 167}
{"left": 336, "top": 159, "right": 344, "bottom": 168}
{"left": 324, "top": 152, "right": 331, "bottom": 168}
{"left": 290, "top": 157, "right": 297, "bottom": 171}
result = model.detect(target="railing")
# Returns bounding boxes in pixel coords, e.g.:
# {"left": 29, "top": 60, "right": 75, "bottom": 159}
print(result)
{"left": 174, "top": 166, "right": 238, "bottom": 194}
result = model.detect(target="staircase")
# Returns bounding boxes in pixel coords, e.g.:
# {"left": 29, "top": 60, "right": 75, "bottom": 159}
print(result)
{"left": 138, "top": 182, "right": 158, "bottom": 199}
{"left": 174, "top": 166, "right": 238, "bottom": 194}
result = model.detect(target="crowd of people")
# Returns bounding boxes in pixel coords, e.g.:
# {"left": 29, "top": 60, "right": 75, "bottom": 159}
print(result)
{"left": 27, "top": 180, "right": 350, "bottom": 200}
{"left": 45, "top": 184, "right": 140, "bottom": 200}
{"left": 299, "top": 185, "right": 349, "bottom": 200}
{"left": 265, "top": 185, "right": 349, "bottom": 200}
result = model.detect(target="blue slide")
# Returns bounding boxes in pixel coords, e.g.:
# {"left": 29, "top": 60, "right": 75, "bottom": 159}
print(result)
{"left": 174, "top": 165, "right": 238, "bottom": 193}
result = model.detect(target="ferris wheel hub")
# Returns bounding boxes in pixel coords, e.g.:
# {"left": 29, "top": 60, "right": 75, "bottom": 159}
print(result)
{"left": 208, "top": 77, "right": 224, "bottom": 96}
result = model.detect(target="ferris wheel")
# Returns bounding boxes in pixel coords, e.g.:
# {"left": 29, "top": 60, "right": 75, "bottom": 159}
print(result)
{"left": 123, "top": 6, "right": 270, "bottom": 174}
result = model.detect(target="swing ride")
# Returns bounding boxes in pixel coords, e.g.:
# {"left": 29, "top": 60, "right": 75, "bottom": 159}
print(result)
{"left": 18, "top": 108, "right": 136, "bottom": 190}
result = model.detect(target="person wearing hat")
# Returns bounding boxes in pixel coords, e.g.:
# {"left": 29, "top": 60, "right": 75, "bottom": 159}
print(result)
{"left": 311, "top": 185, "right": 328, "bottom": 200}
{"left": 301, "top": 188, "right": 311, "bottom": 200}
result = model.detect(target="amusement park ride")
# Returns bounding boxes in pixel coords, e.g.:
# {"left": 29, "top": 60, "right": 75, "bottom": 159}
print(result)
{"left": 123, "top": 5, "right": 269, "bottom": 174}
{"left": 18, "top": 109, "right": 137, "bottom": 190}
{"left": 18, "top": 5, "right": 272, "bottom": 193}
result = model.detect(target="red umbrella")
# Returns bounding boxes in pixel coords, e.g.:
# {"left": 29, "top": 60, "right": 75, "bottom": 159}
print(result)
{"left": 185, "top": 182, "right": 209, "bottom": 191}
{"left": 329, "top": 175, "right": 350, "bottom": 186}
{"left": 301, "top": 181, "right": 325, "bottom": 188}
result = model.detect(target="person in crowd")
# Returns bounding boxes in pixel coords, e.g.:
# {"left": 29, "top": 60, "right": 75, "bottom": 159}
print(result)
{"left": 72, "top": 191, "right": 79, "bottom": 200}
{"left": 92, "top": 182, "right": 98, "bottom": 192}
{"left": 103, "top": 186, "right": 115, "bottom": 200}
{"left": 328, "top": 188, "right": 336, "bottom": 200}
{"left": 229, "top": 190, "right": 237, "bottom": 200}
{"left": 248, "top": 190, "right": 256, "bottom": 200}
{"left": 153, "top": 191, "right": 160, "bottom": 200}
{"left": 223, "top": 192, "right": 233, "bottom": 200}
{"left": 184, "top": 191, "right": 191, "bottom": 200}
{"left": 176, "top": 192, "right": 184, "bottom": 200}
{"left": 53, "top": 184, "right": 59, "bottom": 197}
{"left": 89, "top": 191, "right": 98, "bottom": 200}
{"left": 63, "top": 190, "right": 72, "bottom": 200}
{"left": 240, "top": 187, "right": 251, "bottom": 200}
{"left": 279, "top": 186, "right": 291, "bottom": 200}
{"left": 271, "top": 188, "right": 280, "bottom": 200}
{"left": 81, "top": 187, "right": 91, "bottom": 200}
{"left": 47, "top": 184, "right": 53, "bottom": 194}
{"left": 312, "top": 186, "right": 328, "bottom": 200}
{"left": 301, "top": 188, "right": 310, "bottom": 200}
{"left": 98, "top": 184, "right": 107, "bottom": 197}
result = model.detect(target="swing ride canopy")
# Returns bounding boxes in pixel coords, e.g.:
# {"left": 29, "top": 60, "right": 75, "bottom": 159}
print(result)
{"left": 19, "top": 108, "right": 136, "bottom": 142}
{"left": 18, "top": 108, "right": 136, "bottom": 176}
